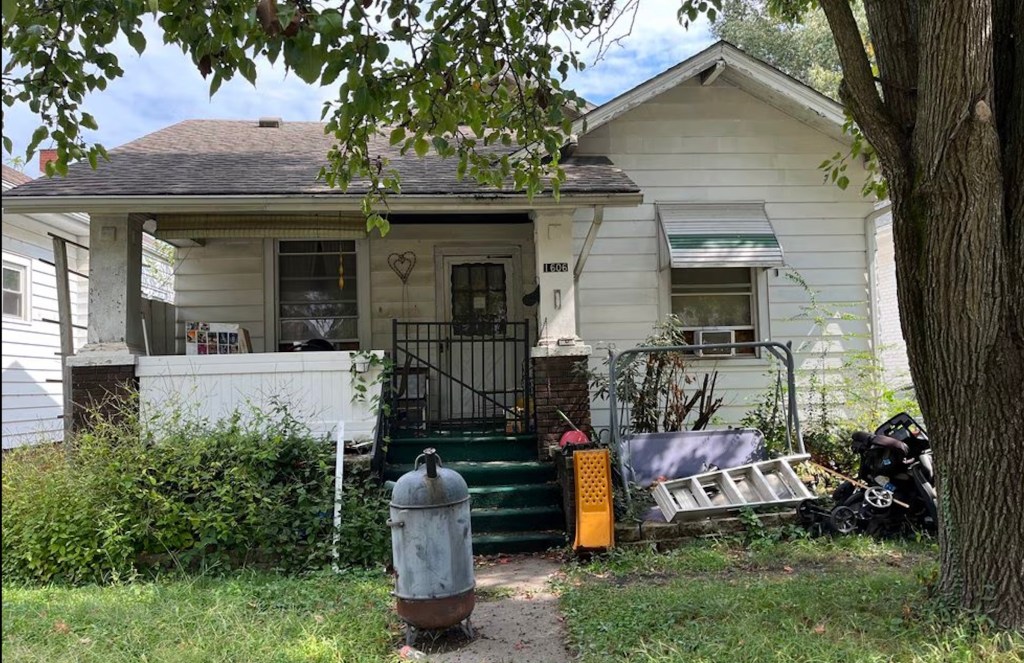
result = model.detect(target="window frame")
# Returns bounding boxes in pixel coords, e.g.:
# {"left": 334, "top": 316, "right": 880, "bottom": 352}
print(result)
{"left": 273, "top": 239, "right": 362, "bottom": 351}
{"left": 2, "top": 254, "right": 32, "bottom": 323}
{"left": 663, "top": 266, "right": 769, "bottom": 359}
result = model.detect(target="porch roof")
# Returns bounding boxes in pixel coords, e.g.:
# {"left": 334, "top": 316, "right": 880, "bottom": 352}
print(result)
{"left": 4, "top": 120, "right": 640, "bottom": 202}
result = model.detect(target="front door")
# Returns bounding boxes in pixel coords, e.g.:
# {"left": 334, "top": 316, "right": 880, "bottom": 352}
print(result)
{"left": 437, "top": 249, "right": 524, "bottom": 428}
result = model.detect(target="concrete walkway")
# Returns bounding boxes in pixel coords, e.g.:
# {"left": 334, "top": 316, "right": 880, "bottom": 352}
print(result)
{"left": 410, "top": 556, "right": 571, "bottom": 663}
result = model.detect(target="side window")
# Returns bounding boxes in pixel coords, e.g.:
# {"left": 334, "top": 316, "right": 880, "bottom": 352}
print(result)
{"left": 277, "top": 240, "right": 359, "bottom": 350}
{"left": 2, "top": 259, "right": 30, "bottom": 321}
{"left": 670, "top": 267, "right": 756, "bottom": 356}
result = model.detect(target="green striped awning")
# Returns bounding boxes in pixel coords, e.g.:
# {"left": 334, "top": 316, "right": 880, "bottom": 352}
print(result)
{"left": 658, "top": 202, "right": 784, "bottom": 268}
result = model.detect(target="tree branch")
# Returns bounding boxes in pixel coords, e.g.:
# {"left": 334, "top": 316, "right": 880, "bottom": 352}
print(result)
{"left": 863, "top": 0, "right": 918, "bottom": 135}
{"left": 819, "top": 0, "right": 904, "bottom": 167}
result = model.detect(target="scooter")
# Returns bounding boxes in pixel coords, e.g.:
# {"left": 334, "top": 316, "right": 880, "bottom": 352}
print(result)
{"left": 800, "top": 413, "right": 938, "bottom": 536}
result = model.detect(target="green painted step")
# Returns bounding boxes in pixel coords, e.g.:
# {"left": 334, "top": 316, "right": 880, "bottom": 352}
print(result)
{"left": 387, "top": 434, "right": 537, "bottom": 464}
{"left": 472, "top": 531, "right": 567, "bottom": 556}
{"left": 468, "top": 483, "right": 561, "bottom": 509}
{"left": 383, "top": 460, "right": 555, "bottom": 486}
{"left": 471, "top": 506, "right": 564, "bottom": 534}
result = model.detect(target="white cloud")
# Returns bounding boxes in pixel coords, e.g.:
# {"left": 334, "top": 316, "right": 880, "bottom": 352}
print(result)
{"left": 3, "top": 6, "right": 712, "bottom": 177}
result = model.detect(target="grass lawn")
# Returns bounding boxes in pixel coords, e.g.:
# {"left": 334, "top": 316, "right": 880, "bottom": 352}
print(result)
{"left": 559, "top": 536, "right": 1023, "bottom": 663}
{"left": 2, "top": 569, "right": 398, "bottom": 663}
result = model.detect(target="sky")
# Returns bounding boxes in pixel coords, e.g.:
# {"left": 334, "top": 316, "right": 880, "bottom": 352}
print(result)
{"left": 2, "top": 5, "right": 713, "bottom": 178}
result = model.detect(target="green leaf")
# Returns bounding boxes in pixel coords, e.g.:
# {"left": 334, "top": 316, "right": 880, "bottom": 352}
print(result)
{"left": 81, "top": 113, "right": 98, "bottom": 131}
{"left": 126, "top": 30, "right": 146, "bottom": 56}
{"left": 209, "top": 72, "right": 223, "bottom": 97}
{"left": 389, "top": 126, "right": 405, "bottom": 146}
{"left": 836, "top": 175, "right": 850, "bottom": 190}
{"left": 2, "top": 0, "right": 18, "bottom": 25}
{"left": 413, "top": 136, "right": 429, "bottom": 157}
{"left": 2, "top": 136, "right": 12, "bottom": 154}
{"left": 27, "top": 125, "right": 49, "bottom": 155}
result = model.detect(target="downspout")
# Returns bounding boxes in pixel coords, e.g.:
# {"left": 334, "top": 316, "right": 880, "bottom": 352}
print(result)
{"left": 573, "top": 205, "right": 604, "bottom": 282}
{"left": 865, "top": 203, "right": 891, "bottom": 364}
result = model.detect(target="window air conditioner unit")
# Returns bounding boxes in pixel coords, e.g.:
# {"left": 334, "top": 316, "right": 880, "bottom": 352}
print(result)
{"left": 695, "top": 329, "right": 735, "bottom": 357}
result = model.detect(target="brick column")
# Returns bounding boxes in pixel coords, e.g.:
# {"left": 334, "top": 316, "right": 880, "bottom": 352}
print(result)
{"left": 68, "top": 361, "right": 139, "bottom": 429}
{"left": 531, "top": 353, "right": 592, "bottom": 455}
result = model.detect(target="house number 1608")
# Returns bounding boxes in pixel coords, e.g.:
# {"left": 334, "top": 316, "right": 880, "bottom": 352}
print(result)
{"left": 543, "top": 262, "right": 569, "bottom": 273}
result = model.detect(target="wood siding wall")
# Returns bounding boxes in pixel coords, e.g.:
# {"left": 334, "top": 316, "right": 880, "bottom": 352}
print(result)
{"left": 874, "top": 219, "right": 911, "bottom": 385}
{"left": 575, "top": 77, "right": 877, "bottom": 428}
{"left": 172, "top": 224, "right": 537, "bottom": 355}
{"left": 174, "top": 238, "right": 268, "bottom": 353}
{"left": 2, "top": 213, "right": 88, "bottom": 447}
{"left": 367, "top": 223, "right": 536, "bottom": 350}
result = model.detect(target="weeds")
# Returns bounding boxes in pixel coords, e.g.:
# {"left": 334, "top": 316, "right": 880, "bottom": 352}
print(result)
{"left": 2, "top": 399, "right": 391, "bottom": 585}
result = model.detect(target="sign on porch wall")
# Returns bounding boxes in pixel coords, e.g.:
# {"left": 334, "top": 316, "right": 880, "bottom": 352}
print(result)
{"left": 185, "top": 322, "right": 252, "bottom": 355}
{"left": 543, "top": 262, "right": 569, "bottom": 273}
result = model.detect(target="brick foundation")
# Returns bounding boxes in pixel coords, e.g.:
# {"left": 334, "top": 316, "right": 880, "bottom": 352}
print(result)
{"left": 614, "top": 511, "right": 799, "bottom": 551}
{"left": 69, "top": 363, "right": 139, "bottom": 429}
{"left": 531, "top": 354, "right": 592, "bottom": 456}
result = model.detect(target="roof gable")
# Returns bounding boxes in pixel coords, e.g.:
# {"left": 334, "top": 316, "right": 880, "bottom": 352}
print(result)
{"left": 574, "top": 40, "right": 847, "bottom": 142}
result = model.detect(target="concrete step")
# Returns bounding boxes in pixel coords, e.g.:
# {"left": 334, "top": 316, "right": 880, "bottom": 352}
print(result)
{"left": 387, "top": 434, "right": 537, "bottom": 464}
{"left": 471, "top": 505, "right": 565, "bottom": 534}
{"left": 473, "top": 530, "right": 567, "bottom": 556}
{"left": 468, "top": 483, "right": 561, "bottom": 509}
{"left": 383, "top": 460, "right": 556, "bottom": 486}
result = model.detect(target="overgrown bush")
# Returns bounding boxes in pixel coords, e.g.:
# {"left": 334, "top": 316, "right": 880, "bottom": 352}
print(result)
{"left": 2, "top": 401, "right": 391, "bottom": 585}
{"left": 742, "top": 271, "right": 922, "bottom": 475}
{"left": 589, "top": 315, "right": 724, "bottom": 436}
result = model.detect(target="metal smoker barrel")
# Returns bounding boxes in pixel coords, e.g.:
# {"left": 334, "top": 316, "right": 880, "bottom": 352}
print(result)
{"left": 388, "top": 448, "right": 475, "bottom": 645}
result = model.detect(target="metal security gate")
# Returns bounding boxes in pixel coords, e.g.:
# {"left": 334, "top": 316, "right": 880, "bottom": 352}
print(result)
{"left": 391, "top": 320, "right": 532, "bottom": 434}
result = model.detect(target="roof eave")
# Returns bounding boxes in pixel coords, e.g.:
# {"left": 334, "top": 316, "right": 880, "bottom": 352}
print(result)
{"left": 0, "top": 191, "right": 643, "bottom": 215}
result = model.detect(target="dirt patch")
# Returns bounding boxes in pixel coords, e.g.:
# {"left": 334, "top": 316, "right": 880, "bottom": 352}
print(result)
{"left": 405, "top": 555, "right": 571, "bottom": 663}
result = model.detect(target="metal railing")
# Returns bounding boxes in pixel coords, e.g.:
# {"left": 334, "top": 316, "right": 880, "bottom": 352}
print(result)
{"left": 608, "top": 341, "right": 805, "bottom": 504}
{"left": 391, "top": 320, "right": 532, "bottom": 434}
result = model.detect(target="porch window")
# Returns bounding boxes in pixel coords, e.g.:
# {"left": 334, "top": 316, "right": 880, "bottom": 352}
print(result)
{"left": 2, "top": 260, "right": 28, "bottom": 320}
{"left": 450, "top": 262, "right": 508, "bottom": 336}
{"left": 277, "top": 240, "right": 359, "bottom": 350}
{"left": 671, "top": 267, "right": 757, "bottom": 356}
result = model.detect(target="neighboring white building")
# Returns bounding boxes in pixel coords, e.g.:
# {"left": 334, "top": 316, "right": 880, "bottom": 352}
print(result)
{"left": 2, "top": 164, "right": 175, "bottom": 448}
{"left": 874, "top": 211, "right": 912, "bottom": 387}
{"left": 2, "top": 164, "right": 90, "bottom": 447}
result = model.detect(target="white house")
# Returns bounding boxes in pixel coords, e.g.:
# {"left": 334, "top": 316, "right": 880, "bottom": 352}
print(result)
{"left": 2, "top": 42, "right": 886, "bottom": 550}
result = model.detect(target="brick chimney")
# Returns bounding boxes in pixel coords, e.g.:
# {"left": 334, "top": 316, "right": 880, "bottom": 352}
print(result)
{"left": 39, "top": 148, "right": 58, "bottom": 173}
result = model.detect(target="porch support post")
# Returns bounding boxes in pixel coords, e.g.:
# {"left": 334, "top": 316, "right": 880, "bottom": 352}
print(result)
{"left": 531, "top": 208, "right": 585, "bottom": 349}
{"left": 530, "top": 208, "right": 593, "bottom": 467}
{"left": 67, "top": 213, "right": 144, "bottom": 429}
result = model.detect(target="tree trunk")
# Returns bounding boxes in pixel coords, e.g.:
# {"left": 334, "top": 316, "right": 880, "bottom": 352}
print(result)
{"left": 885, "top": 0, "right": 1024, "bottom": 629}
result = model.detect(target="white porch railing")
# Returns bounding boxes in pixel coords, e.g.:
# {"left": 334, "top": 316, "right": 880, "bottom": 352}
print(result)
{"left": 136, "top": 351, "right": 384, "bottom": 441}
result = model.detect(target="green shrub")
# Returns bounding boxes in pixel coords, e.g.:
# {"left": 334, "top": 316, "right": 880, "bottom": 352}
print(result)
{"left": 335, "top": 474, "right": 392, "bottom": 567}
{"left": 2, "top": 444, "right": 137, "bottom": 585}
{"left": 2, "top": 403, "right": 391, "bottom": 585}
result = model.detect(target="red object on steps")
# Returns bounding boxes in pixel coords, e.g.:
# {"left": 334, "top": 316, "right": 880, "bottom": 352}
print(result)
{"left": 559, "top": 429, "right": 590, "bottom": 449}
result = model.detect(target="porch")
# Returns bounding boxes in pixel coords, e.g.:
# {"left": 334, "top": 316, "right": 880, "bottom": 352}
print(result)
{"left": 58, "top": 206, "right": 628, "bottom": 552}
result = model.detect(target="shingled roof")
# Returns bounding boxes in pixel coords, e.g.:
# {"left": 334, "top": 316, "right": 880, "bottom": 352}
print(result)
{"left": 4, "top": 120, "right": 638, "bottom": 199}
{"left": 2, "top": 164, "right": 33, "bottom": 188}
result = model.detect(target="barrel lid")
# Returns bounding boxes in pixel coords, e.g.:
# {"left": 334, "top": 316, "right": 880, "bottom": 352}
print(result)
{"left": 390, "top": 449, "right": 470, "bottom": 508}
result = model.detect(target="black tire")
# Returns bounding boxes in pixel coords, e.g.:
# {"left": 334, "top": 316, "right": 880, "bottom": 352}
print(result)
{"left": 829, "top": 505, "right": 858, "bottom": 534}
{"left": 832, "top": 480, "right": 856, "bottom": 505}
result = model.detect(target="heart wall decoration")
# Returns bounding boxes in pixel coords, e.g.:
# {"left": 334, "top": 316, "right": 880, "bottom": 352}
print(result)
{"left": 388, "top": 251, "right": 416, "bottom": 284}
